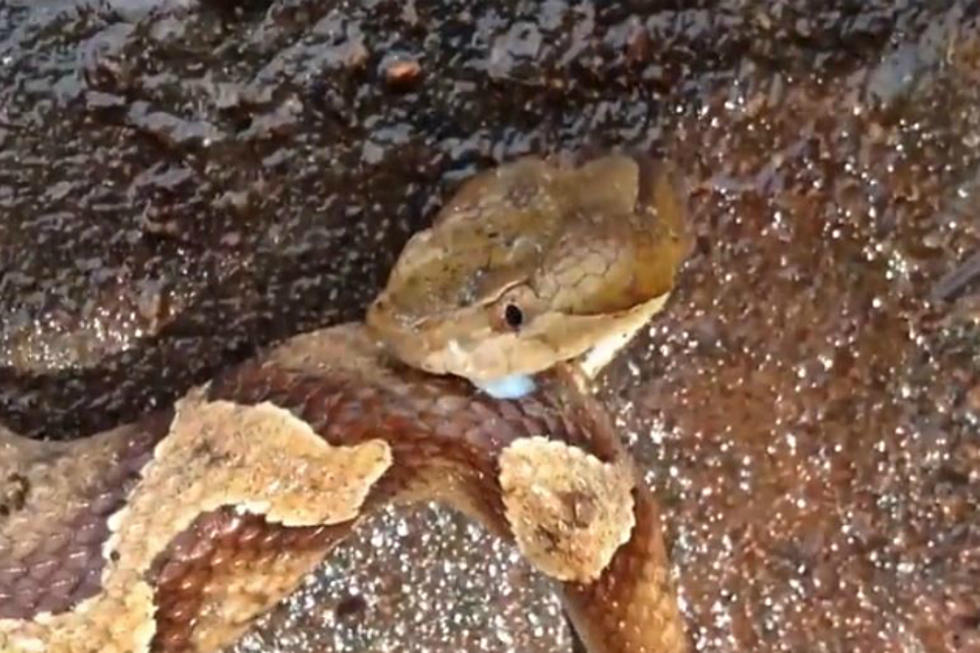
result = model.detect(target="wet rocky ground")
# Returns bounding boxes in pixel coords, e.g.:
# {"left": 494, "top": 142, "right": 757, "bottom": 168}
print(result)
{"left": 1, "top": 1, "right": 978, "bottom": 652}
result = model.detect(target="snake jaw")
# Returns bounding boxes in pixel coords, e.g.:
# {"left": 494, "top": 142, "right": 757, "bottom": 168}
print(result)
{"left": 575, "top": 291, "right": 672, "bottom": 380}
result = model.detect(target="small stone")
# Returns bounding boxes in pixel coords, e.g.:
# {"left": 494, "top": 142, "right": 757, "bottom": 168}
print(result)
{"left": 334, "top": 593, "right": 368, "bottom": 620}
{"left": 384, "top": 59, "right": 421, "bottom": 90}
{"left": 626, "top": 25, "right": 650, "bottom": 64}
{"left": 400, "top": 0, "right": 418, "bottom": 25}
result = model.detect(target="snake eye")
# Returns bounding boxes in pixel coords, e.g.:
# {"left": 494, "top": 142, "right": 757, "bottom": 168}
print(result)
{"left": 504, "top": 304, "right": 524, "bottom": 329}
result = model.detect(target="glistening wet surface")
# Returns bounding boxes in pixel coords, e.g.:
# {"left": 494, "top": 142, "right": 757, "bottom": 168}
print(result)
{"left": 1, "top": 1, "right": 978, "bottom": 652}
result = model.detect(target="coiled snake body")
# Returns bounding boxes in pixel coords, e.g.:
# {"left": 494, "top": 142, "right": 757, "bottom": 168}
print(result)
{"left": 0, "top": 154, "right": 691, "bottom": 653}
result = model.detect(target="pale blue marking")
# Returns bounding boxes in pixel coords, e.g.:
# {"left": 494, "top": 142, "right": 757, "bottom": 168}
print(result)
{"left": 472, "top": 374, "right": 537, "bottom": 399}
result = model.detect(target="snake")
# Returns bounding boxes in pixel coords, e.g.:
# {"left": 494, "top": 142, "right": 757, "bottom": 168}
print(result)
{"left": 0, "top": 152, "right": 692, "bottom": 653}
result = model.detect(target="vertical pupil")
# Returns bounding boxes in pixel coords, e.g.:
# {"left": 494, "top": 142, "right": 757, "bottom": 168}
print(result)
{"left": 504, "top": 304, "right": 523, "bottom": 328}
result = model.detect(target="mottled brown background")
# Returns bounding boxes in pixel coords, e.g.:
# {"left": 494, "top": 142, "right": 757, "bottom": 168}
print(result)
{"left": 0, "top": 1, "right": 977, "bottom": 652}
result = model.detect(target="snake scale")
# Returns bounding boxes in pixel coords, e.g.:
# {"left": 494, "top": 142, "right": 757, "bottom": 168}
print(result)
{"left": 0, "top": 153, "right": 691, "bottom": 653}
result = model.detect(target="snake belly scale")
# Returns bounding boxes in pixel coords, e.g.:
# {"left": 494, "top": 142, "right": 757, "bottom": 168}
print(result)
{"left": 0, "top": 154, "right": 691, "bottom": 653}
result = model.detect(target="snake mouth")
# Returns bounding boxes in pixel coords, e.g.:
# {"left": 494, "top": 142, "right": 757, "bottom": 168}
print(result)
{"left": 365, "top": 299, "right": 484, "bottom": 379}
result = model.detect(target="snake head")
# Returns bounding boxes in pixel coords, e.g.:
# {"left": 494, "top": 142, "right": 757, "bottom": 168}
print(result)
{"left": 366, "top": 152, "right": 692, "bottom": 397}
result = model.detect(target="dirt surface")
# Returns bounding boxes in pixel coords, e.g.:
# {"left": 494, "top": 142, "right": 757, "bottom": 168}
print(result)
{"left": 1, "top": 1, "right": 978, "bottom": 652}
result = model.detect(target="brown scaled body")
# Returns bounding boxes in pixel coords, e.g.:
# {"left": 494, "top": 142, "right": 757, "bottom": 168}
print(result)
{"left": 1, "top": 324, "right": 687, "bottom": 653}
